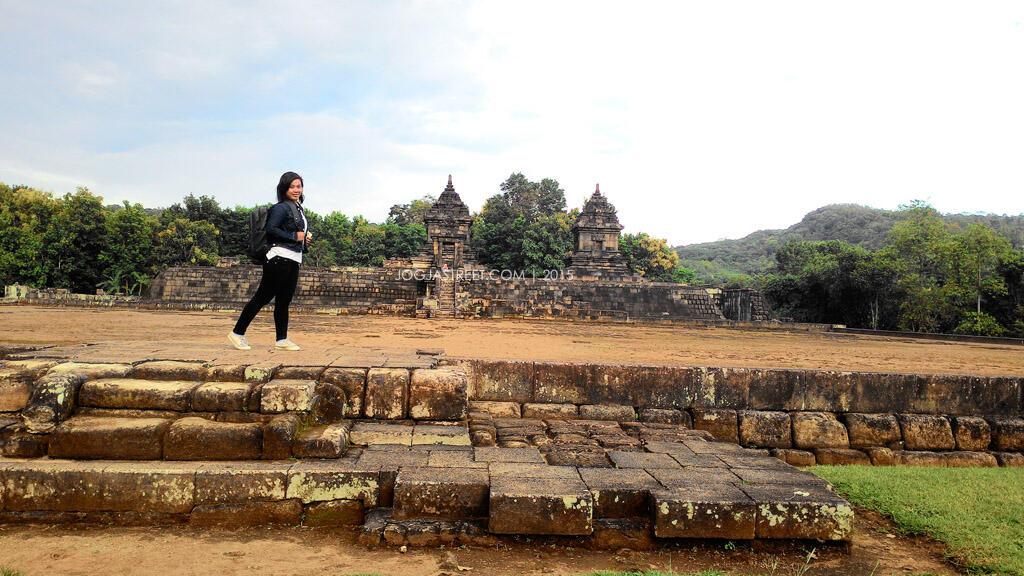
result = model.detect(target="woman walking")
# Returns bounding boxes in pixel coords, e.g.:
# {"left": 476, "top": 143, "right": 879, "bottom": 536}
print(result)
{"left": 228, "top": 171, "right": 311, "bottom": 351}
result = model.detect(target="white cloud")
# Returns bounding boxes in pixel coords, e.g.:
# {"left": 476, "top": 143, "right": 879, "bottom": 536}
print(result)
{"left": 2, "top": 1, "right": 1023, "bottom": 245}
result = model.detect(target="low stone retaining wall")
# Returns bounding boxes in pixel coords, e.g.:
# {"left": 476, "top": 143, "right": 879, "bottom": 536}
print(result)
{"left": 455, "top": 359, "right": 1024, "bottom": 467}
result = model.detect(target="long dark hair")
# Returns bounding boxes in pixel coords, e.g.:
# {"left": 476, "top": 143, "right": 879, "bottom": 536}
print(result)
{"left": 276, "top": 171, "right": 304, "bottom": 204}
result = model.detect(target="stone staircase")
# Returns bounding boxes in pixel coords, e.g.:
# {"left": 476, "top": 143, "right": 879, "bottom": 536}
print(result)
{"left": 0, "top": 353, "right": 856, "bottom": 547}
{"left": 433, "top": 276, "right": 456, "bottom": 318}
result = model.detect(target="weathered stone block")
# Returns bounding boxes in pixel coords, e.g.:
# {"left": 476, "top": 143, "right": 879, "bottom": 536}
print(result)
{"left": 2, "top": 461, "right": 195, "bottom": 513}
{"left": 164, "top": 417, "right": 262, "bottom": 460}
{"left": 639, "top": 408, "right": 691, "bottom": 426}
{"left": 899, "top": 414, "right": 954, "bottom": 451}
{"left": 409, "top": 367, "right": 468, "bottom": 421}
{"left": 649, "top": 467, "right": 742, "bottom": 486}
{"left": 286, "top": 461, "right": 379, "bottom": 506}
{"left": 742, "top": 484, "right": 853, "bottom": 541}
{"left": 411, "top": 424, "right": 471, "bottom": 446}
{"left": 952, "top": 416, "right": 991, "bottom": 451}
{"left": 579, "top": 468, "right": 659, "bottom": 519}
{"left": 996, "top": 452, "right": 1024, "bottom": 467}
{"left": 745, "top": 369, "right": 804, "bottom": 411}
{"left": 589, "top": 518, "right": 658, "bottom": 550}
{"left": 579, "top": 404, "right": 636, "bottom": 422}
{"left": 542, "top": 444, "right": 611, "bottom": 468}
{"left": 730, "top": 467, "right": 825, "bottom": 486}
{"left": 842, "top": 373, "right": 919, "bottom": 414}
{"left": 522, "top": 402, "right": 578, "bottom": 419}
{"left": 694, "top": 367, "right": 749, "bottom": 409}
{"left": 260, "top": 380, "right": 316, "bottom": 413}
{"left": 791, "top": 412, "right": 849, "bottom": 449}
{"left": 349, "top": 422, "right": 413, "bottom": 445}
{"left": 473, "top": 446, "right": 546, "bottom": 463}
{"left": 532, "top": 362, "right": 590, "bottom": 404}
{"left": 244, "top": 363, "right": 278, "bottom": 384}
{"left": 262, "top": 414, "right": 299, "bottom": 459}
{"left": 940, "top": 451, "right": 998, "bottom": 467}
{"left": 320, "top": 367, "right": 367, "bottom": 418}
{"left": 894, "top": 450, "right": 945, "bottom": 466}
{"left": 771, "top": 448, "right": 815, "bottom": 467}
{"left": 489, "top": 476, "right": 593, "bottom": 535}
{"left": 488, "top": 462, "right": 580, "bottom": 479}
{"left": 190, "top": 500, "right": 302, "bottom": 527}
{"left": 191, "top": 381, "right": 252, "bottom": 412}
{"left": 0, "top": 380, "right": 32, "bottom": 412}
{"left": 292, "top": 423, "right": 349, "bottom": 459}
{"left": 312, "top": 382, "right": 348, "bottom": 423}
{"left": 990, "top": 418, "right": 1024, "bottom": 452}
{"left": 652, "top": 484, "right": 756, "bottom": 539}
{"left": 202, "top": 363, "right": 248, "bottom": 382}
{"left": 739, "top": 411, "right": 791, "bottom": 448}
{"left": 304, "top": 499, "right": 364, "bottom": 526}
{"left": 48, "top": 417, "right": 169, "bottom": 460}
{"left": 78, "top": 379, "right": 199, "bottom": 411}
{"left": 608, "top": 451, "right": 679, "bottom": 469}
{"left": 867, "top": 447, "right": 895, "bottom": 466}
{"left": 427, "top": 449, "right": 487, "bottom": 468}
{"left": 813, "top": 448, "right": 870, "bottom": 466}
{"left": 469, "top": 400, "right": 520, "bottom": 418}
{"left": 692, "top": 408, "right": 738, "bottom": 443}
{"left": 392, "top": 467, "right": 489, "bottom": 520}
{"left": 194, "top": 462, "right": 289, "bottom": 504}
{"left": 21, "top": 372, "right": 85, "bottom": 434}
{"left": 843, "top": 413, "right": 901, "bottom": 448}
{"left": 1, "top": 428, "right": 49, "bottom": 457}
{"left": 364, "top": 368, "right": 409, "bottom": 420}
{"left": 466, "top": 359, "right": 533, "bottom": 402}
{"left": 130, "top": 361, "right": 203, "bottom": 381}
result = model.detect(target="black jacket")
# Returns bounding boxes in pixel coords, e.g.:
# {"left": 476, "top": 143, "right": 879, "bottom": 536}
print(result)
{"left": 266, "top": 200, "right": 307, "bottom": 254}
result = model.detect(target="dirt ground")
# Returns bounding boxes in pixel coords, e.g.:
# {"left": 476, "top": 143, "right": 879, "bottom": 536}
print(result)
{"left": 1, "top": 305, "right": 1022, "bottom": 376}
{"left": 0, "top": 507, "right": 957, "bottom": 576}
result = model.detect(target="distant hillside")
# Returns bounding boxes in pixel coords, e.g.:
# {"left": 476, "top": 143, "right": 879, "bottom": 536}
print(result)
{"left": 675, "top": 204, "right": 1024, "bottom": 284}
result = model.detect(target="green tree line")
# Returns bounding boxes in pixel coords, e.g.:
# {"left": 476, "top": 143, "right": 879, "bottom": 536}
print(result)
{"left": 763, "top": 201, "right": 1024, "bottom": 336}
{"left": 0, "top": 174, "right": 689, "bottom": 296}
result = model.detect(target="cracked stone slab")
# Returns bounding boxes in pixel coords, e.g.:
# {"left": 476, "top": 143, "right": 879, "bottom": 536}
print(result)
{"left": 579, "top": 467, "right": 660, "bottom": 519}
{"left": 78, "top": 379, "right": 200, "bottom": 411}
{"left": 474, "top": 446, "right": 546, "bottom": 464}
{"left": 392, "top": 466, "right": 489, "bottom": 520}
{"left": 488, "top": 475, "right": 593, "bottom": 535}
{"left": 349, "top": 422, "right": 414, "bottom": 446}
{"left": 286, "top": 461, "right": 380, "bottom": 506}
{"left": 411, "top": 424, "right": 471, "bottom": 446}
{"left": 652, "top": 483, "right": 756, "bottom": 539}
{"left": 740, "top": 484, "right": 854, "bottom": 541}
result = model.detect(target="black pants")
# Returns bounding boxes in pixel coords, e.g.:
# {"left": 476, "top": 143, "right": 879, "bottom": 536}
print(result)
{"left": 233, "top": 256, "right": 300, "bottom": 341}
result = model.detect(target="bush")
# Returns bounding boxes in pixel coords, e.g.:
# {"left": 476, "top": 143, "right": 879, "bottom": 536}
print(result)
{"left": 954, "top": 311, "right": 1005, "bottom": 336}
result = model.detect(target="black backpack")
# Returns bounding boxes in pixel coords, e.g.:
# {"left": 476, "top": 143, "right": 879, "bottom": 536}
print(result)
{"left": 246, "top": 202, "right": 304, "bottom": 264}
{"left": 246, "top": 206, "right": 271, "bottom": 264}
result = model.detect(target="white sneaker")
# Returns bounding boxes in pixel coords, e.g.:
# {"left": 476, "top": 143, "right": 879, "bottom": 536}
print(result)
{"left": 275, "top": 338, "right": 301, "bottom": 351}
{"left": 227, "top": 332, "right": 251, "bottom": 350}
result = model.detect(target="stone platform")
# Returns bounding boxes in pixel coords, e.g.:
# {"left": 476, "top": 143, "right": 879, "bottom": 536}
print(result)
{"left": 0, "top": 341, "right": 859, "bottom": 546}
{"left": 0, "top": 422, "right": 852, "bottom": 545}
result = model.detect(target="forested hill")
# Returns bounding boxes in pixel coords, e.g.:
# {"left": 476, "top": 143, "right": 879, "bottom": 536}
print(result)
{"left": 675, "top": 203, "right": 1024, "bottom": 284}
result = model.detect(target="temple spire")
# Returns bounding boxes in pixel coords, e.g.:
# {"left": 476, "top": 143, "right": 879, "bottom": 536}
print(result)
{"left": 446, "top": 174, "right": 454, "bottom": 191}
{"left": 595, "top": 183, "right": 600, "bottom": 194}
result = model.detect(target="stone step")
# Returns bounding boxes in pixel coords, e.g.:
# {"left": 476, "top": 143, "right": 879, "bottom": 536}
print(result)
{"left": 79, "top": 379, "right": 203, "bottom": 411}
{"left": 76, "top": 378, "right": 326, "bottom": 416}
{"left": 46, "top": 415, "right": 308, "bottom": 461}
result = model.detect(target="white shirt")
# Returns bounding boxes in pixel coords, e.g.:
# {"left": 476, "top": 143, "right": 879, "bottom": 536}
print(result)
{"left": 266, "top": 206, "right": 307, "bottom": 264}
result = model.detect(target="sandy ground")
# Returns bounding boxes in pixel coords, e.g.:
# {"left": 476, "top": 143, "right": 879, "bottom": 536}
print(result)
{"left": 0, "top": 508, "right": 958, "bottom": 576}
{"left": 1, "top": 305, "right": 1022, "bottom": 376}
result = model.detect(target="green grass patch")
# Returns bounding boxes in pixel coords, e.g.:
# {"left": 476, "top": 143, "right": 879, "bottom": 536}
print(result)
{"left": 1, "top": 568, "right": 23, "bottom": 576}
{"left": 811, "top": 465, "right": 1024, "bottom": 576}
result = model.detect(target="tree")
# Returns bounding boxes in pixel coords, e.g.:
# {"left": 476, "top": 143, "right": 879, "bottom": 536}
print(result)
{"left": 471, "top": 174, "right": 573, "bottom": 272}
{"left": 950, "top": 224, "right": 1013, "bottom": 317}
{"left": 98, "top": 201, "right": 157, "bottom": 294}
{"left": 382, "top": 223, "right": 427, "bottom": 259}
{"left": 620, "top": 232, "right": 695, "bottom": 283}
{"left": 387, "top": 196, "right": 435, "bottom": 226}
{"left": 41, "top": 188, "right": 107, "bottom": 292}
{"left": 153, "top": 218, "right": 219, "bottom": 267}
{"left": 0, "top": 184, "right": 56, "bottom": 287}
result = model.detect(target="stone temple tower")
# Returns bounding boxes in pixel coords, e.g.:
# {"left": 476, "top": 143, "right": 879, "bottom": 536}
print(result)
{"left": 568, "top": 184, "right": 633, "bottom": 280}
{"left": 418, "top": 175, "right": 476, "bottom": 270}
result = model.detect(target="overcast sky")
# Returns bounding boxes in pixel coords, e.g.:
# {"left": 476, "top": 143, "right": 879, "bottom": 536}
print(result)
{"left": 2, "top": 1, "right": 1023, "bottom": 246}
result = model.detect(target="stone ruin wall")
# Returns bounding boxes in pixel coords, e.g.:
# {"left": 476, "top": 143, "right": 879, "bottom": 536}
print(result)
{"left": 135, "top": 265, "right": 767, "bottom": 322}
{"left": 456, "top": 359, "right": 1024, "bottom": 468}
{"left": 460, "top": 278, "right": 724, "bottom": 320}
{"left": 145, "top": 265, "right": 418, "bottom": 314}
